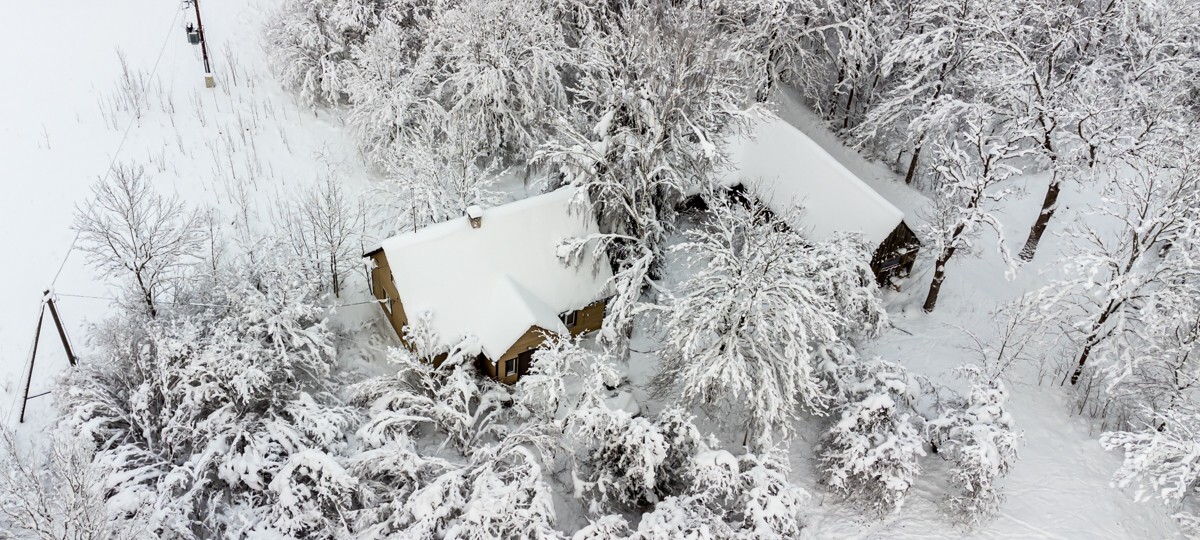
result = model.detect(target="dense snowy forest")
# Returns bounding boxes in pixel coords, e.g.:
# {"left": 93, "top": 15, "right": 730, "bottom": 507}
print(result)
{"left": 1, "top": 0, "right": 1199, "bottom": 538}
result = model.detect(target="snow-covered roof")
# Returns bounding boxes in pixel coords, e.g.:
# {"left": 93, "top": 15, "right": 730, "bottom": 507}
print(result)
{"left": 719, "top": 112, "right": 905, "bottom": 246}
{"left": 379, "top": 186, "right": 612, "bottom": 360}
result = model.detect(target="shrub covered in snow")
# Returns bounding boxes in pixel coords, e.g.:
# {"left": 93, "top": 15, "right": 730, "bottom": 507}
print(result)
{"left": 264, "top": 449, "right": 358, "bottom": 537}
{"left": 60, "top": 247, "right": 354, "bottom": 537}
{"left": 578, "top": 448, "right": 808, "bottom": 539}
{"left": 927, "top": 371, "right": 1021, "bottom": 524}
{"left": 820, "top": 359, "right": 925, "bottom": 516}
{"left": 1102, "top": 404, "right": 1200, "bottom": 522}
{"left": 389, "top": 434, "right": 562, "bottom": 540}
{"left": 351, "top": 336, "right": 507, "bottom": 453}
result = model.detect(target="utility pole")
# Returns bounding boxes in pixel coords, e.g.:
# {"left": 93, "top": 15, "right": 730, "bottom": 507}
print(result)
{"left": 18, "top": 304, "right": 45, "bottom": 424}
{"left": 18, "top": 291, "right": 79, "bottom": 424}
{"left": 190, "top": 0, "right": 215, "bottom": 88}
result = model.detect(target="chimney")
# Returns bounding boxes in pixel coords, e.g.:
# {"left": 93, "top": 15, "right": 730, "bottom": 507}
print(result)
{"left": 466, "top": 205, "right": 483, "bottom": 229}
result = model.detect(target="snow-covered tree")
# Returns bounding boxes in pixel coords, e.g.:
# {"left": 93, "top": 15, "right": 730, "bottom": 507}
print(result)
{"left": 374, "top": 139, "right": 504, "bottom": 236}
{"left": 920, "top": 105, "right": 1031, "bottom": 312}
{"left": 965, "top": 0, "right": 1126, "bottom": 261}
{"left": 650, "top": 197, "right": 845, "bottom": 445}
{"left": 820, "top": 358, "right": 925, "bottom": 515}
{"left": 539, "top": 0, "right": 756, "bottom": 352}
{"left": 275, "top": 176, "right": 365, "bottom": 297}
{"left": 421, "top": 0, "right": 573, "bottom": 164}
{"left": 851, "top": 0, "right": 984, "bottom": 184}
{"left": 927, "top": 369, "right": 1021, "bottom": 524}
{"left": 1037, "top": 150, "right": 1200, "bottom": 386}
{"left": 74, "top": 162, "right": 206, "bottom": 318}
{"left": 263, "top": 449, "right": 358, "bottom": 538}
{"left": 1102, "top": 404, "right": 1200, "bottom": 527}
{"left": 61, "top": 246, "right": 353, "bottom": 538}
{"left": 265, "top": 0, "right": 407, "bottom": 107}
{"left": 0, "top": 430, "right": 152, "bottom": 540}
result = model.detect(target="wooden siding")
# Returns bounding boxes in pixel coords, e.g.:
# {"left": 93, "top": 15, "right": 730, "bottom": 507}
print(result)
{"left": 492, "top": 298, "right": 610, "bottom": 385}
{"left": 368, "top": 251, "right": 409, "bottom": 341}
{"left": 369, "top": 252, "right": 610, "bottom": 385}
{"left": 870, "top": 221, "right": 921, "bottom": 287}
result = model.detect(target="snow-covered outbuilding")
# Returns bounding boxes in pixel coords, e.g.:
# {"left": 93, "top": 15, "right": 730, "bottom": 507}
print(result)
{"left": 718, "top": 112, "right": 921, "bottom": 285}
{"left": 365, "top": 186, "right": 612, "bottom": 384}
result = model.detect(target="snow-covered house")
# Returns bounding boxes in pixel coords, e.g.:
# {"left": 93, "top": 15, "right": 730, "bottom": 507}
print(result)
{"left": 365, "top": 186, "right": 612, "bottom": 384}
{"left": 719, "top": 112, "right": 921, "bottom": 285}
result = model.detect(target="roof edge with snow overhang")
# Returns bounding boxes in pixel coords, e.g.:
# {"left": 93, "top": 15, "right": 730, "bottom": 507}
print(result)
{"left": 379, "top": 186, "right": 612, "bottom": 360}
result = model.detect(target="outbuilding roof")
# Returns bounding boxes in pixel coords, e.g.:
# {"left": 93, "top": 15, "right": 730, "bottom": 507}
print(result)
{"left": 379, "top": 186, "right": 612, "bottom": 360}
{"left": 719, "top": 111, "right": 905, "bottom": 246}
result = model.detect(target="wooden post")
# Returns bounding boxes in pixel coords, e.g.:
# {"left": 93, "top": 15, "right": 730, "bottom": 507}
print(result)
{"left": 44, "top": 291, "right": 77, "bottom": 367}
{"left": 19, "top": 305, "right": 46, "bottom": 424}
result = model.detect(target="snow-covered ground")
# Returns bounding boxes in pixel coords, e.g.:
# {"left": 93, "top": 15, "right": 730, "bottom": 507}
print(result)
{"left": 0, "top": 0, "right": 379, "bottom": 428}
{"left": 0, "top": 0, "right": 1184, "bottom": 537}
{"left": 770, "top": 88, "right": 1181, "bottom": 538}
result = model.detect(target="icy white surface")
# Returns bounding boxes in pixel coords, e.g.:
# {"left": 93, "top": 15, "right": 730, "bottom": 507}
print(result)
{"left": 719, "top": 111, "right": 906, "bottom": 246}
{"left": 380, "top": 186, "right": 612, "bottom": 359}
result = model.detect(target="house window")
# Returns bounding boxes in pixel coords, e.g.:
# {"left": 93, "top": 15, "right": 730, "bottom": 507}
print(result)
{"left": 561, "top": 310, "right": 577, "bottom": 327}
{"left": 504, "top": 358, "right": 518, "bottom": 377}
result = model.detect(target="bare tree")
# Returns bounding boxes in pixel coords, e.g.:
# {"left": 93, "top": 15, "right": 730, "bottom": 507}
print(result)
{"left": 74, "top": 163, "right": 205, "bottom": 317}
{"left": 0, "top": 429, "right": 151, "bottom": 540}
{"left": 275, "top": 177, "right": 364, "bottom": 297}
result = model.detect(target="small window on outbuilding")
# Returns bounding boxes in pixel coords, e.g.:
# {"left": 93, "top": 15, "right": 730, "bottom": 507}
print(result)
{"left": 504, "top": 358, "right": 518, "bottom": 377}
{"left": 561, "top": 310, "right": 577, "bottom": 327}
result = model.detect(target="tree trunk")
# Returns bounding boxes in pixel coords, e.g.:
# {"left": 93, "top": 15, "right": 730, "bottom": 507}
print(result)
{"left": 1069, "top": 301, "right": 1117, "bottom": 385}
{"left": 843, "top": 86, "right": 856, "bottom": 130}
{"left": 922, "top": 250, "right": 954, "bottom": 312}
{"left": 904, "top": 145, "right": 922, "bottom": 185}
{"left": 135, "top": 271, "right": 158, "bottom": 318}
{"left": 1020, "top": 177, "right": 1062, "bottom": 262}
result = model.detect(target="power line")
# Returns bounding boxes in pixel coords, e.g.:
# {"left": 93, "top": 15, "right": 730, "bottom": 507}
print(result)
{"left": 55, "top": 292, "right": 382, "bottom": 310}
{"left": 49, "top": 6, "right": 184, "bottom": 289}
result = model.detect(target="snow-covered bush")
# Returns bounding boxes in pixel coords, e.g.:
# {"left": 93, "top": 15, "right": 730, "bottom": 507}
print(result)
{"left": 804, "top": 232, "right": 889, "bottom": 340}
{"left": 689, "top": 449, "right": 809, "bottom": 539}
{"left": 820, "top": 359, "right": 925, "bottom": 516}
{"left": 351, "top": 341, "right": 506, "bottom": 453}
{"left": 927, "top": 371, "right": 1021, "bottom": 525}
{"left": 264, "top": 449, "right": 358, "bottom": 537}
{"left": 567, "top": 404, "right": 669, "bottom": 513}
{"left": 567, "top": 397, "right": 708, "bottom": 515}
{"left": 1102, "top": 404, "right": 1200, "bottom": 523}
{"left": 61, "top": 246, "right": 353, "bottom": 537}
{"left": 390, "top": 435, "right": 562, "bottom": 539}
{"left": 0, "top": 429, "right": 151, "bottom": 539}
{"left": 585, "top": 448, "right": 808, "bottom": 540}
